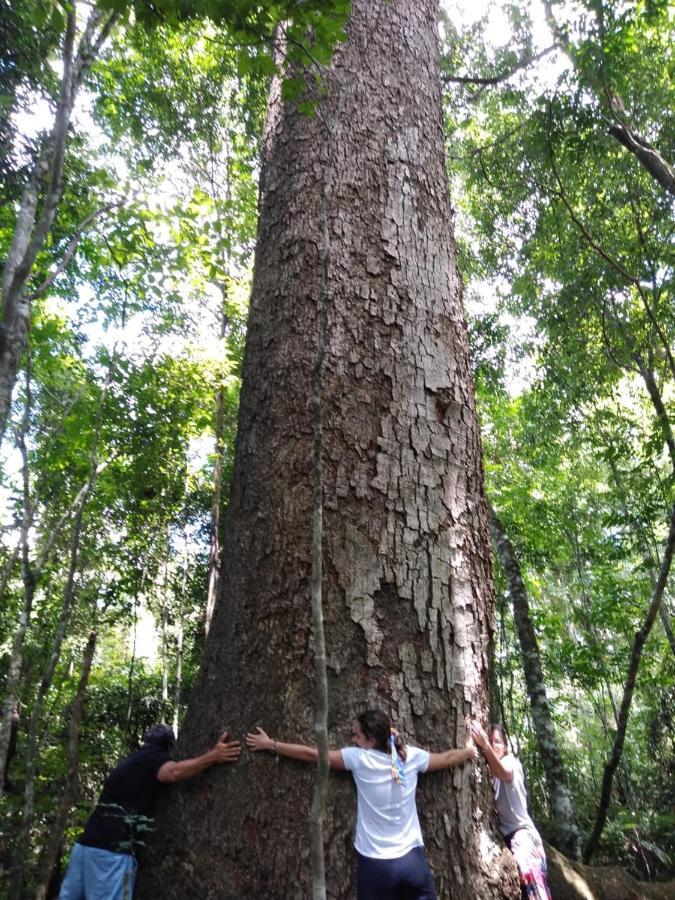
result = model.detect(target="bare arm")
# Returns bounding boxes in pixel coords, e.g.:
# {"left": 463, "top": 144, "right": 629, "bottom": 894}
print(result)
{"left": 469, "top": 722, "right": 513, "bottom": 782}
{"left": 426, "top": 739, "right": 478, "bottom": 773}
{"left": 478, "top": 743, "right": 514, "bottom": 782}
{"left": 157, "top": 731, "right": 241, "bottom": 784}
{"left": 246, "top": 726, "right": 346, "bottom": 770}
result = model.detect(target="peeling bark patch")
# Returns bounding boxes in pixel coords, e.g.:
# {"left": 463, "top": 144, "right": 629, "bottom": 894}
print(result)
{"left": 398, "top": 641, "right": 426, "bottom": 715}
{"left": 333, "top": 524, "right": 384, "bottom": 664}
{"left": 478, "top": 824, "right": 502, "bottom": 865}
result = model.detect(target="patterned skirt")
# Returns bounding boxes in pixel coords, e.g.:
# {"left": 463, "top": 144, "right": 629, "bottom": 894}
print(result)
{"left": 505, "top": 827, "right": 552, "bottom": 900}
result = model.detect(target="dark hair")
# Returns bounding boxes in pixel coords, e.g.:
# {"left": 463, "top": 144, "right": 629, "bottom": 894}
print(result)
{"left": 357, "top": 709, "right": 407, "bottom": 761}
{"left": 142, "top": 724, "right": 176, "bottom": 752}
{"left": 489, "top": 723, "right": 507, "bottom": 744}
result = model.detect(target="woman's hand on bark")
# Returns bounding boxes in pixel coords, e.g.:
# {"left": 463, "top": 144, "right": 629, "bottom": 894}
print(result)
{"left": 246, "top": 725, "right": 273, "bottom": 752}
{"left": 469, "top": 720, "right": 488, "bottom": 750}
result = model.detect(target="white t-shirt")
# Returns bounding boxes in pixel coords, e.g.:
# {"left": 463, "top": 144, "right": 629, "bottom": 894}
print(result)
{"left": 341, "top": 745, "right": 430, "bottom": 859}
{"left": 492, "top": 754, "right": 535, "bottom": 837}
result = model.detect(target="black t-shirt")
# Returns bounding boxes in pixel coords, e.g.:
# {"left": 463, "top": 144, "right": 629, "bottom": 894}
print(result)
{"left": 79, "top": 745, "right": 170, "bottom": 853}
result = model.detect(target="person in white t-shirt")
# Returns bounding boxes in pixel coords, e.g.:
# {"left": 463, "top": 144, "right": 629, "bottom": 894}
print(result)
{"left": 470, "top": 722, "right": 552, "bottom": 900}
{"left": 246, "top": 708, "right": 477, "bottom": 900}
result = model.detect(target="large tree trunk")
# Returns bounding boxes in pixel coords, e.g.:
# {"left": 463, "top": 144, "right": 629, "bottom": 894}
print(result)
{"left": 137, "top": 2, "right": 515, "bottom": 897}
{"left": 489, "top": 506, "right": 581, "bottom": 859}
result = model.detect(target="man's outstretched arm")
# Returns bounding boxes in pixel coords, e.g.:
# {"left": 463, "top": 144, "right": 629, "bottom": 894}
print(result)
{"left": 157, "top": 731, "right": 241, "bottom": 783}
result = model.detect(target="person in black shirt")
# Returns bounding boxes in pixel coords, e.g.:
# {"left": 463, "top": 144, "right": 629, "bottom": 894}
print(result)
{"left": 58, "top": 724, "right": 240, "bottom": 900}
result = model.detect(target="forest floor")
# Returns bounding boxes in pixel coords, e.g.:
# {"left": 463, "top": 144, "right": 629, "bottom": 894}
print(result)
{"left": 546, "top": 843, "right": 675, "bottom": 900}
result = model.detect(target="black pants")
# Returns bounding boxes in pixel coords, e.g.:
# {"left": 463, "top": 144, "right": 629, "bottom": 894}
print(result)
{"left": 356, "top": 847, "right": 437, "bottom": 900}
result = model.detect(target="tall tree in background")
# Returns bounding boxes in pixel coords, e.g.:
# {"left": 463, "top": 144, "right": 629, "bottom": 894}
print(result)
{"left": 138, "top": 1, "right": 517, "bottom": 897}
{"left": 0, "top": 0, "right": 117, "bottom": 442}
{"left": 490, "top": 506, "right": 581, "bottom": 858}
{"left": 445, "top": 0, "right": 674, "bottom": 867}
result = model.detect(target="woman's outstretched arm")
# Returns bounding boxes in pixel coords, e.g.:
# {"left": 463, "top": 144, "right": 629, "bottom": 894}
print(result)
{"left": 246, "top": 726, "right": 347, "bottom": 770}
{"left": 426, "top": 737, "right": 478, "bottom": 772}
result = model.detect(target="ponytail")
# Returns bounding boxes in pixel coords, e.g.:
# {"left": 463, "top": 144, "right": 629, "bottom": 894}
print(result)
{"left": 389, "top": 728, "right": 408, "bottom": 783}
{"left": 358, "top": 710, "right": 407, "bottom": 781}
{"left": 390, "top": 728, "right": 407, "bottom": 762}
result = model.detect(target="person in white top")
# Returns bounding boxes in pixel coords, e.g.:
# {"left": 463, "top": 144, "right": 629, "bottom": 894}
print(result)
{"left": 470, "top": 722, "right": 552, "bottom": 900}
{"left": 247, "top": 709, "right": 476, "bottom": 899}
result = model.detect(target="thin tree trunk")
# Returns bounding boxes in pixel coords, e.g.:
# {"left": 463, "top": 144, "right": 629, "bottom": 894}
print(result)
{"left": 659, "top": 603, "right": 675, "bottom": 655}
{"left": 568, "top": 521, "right": 622, "bottom": 724}
{"left": 584, "top": 502, "right": 675, "bottom": 862}
{"left": 160, "top": 527, "right": 170, "bottom": 725}
{"left": 636, "top": 354, "right": 675, "bottom": 653}
{"left": 10, "top": 487, "right": 91, "bottom": 899}
{"left": 0, "top": 425, "right": 109, "bottom": 608}
{"left": 138, "top": 2, "right": 516, "bottom": 897}
{"left": 541, "top": 0, "right": 675, "bottom": 198}
{"left": 0, "top": 541, "right": 21, "bottom": 605}
{"left": 126, "top": 596, "right": 139, "bottom": 741}
{"left": 0, "top": 355, "right": 111, "bottom": 792}
{"left": 587, "top": 681, "right": 635, "bottom": 809}
{"left": 607, "top": 454, "right": 675, "bottom": 656}
{"left": 633, "top": 362, "right": 675, "bottom": 655}
{"left": 0, "top": 383, "right": 36, "bottom": 793}
{"left": 126, "top": 557, "right": 154, "bottom": 744}
{"left": 10, "top": 371, "right": 107, "bottom": 897}
{"left": 2, "top": 702, "right": 19, "bottom": 793}
{"left": 0, "top": 461, "right": 108, "bottom": 790}
{"left": 636, "top": 362, "right": 675, "bottom": 472}
{"left": 494, "top": 597, "right": 511, "bottom": 728}
{"left": 0, "top": 4, "right": 117, "bottom": 442}
{"left": 33, "top": 630, "right": 97, "bottom": 900}
{"left": 606, "top": 123, "right": 675, "bottom": 197}
{"left": 490, "top": 506, "right": 581, "bottom": 858}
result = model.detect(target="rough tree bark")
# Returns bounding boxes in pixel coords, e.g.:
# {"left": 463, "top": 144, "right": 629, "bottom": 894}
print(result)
{"left": 307, "top": 93, "right": 337, "bottom": 898}
{"left": 489, "top": 506, "right": 581, "bottom": 859}
{"left": 137, "top": 2, "right": 517, "bottom": 897}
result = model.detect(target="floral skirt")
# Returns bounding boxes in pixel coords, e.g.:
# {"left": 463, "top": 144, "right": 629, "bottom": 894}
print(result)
{"left": 505, "top": 827, "right": 552, "bottom": 900}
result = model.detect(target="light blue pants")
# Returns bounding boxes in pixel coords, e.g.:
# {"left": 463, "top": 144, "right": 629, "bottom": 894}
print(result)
{"left": 59, "top": 843, "right": 137, "bottom": 900}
